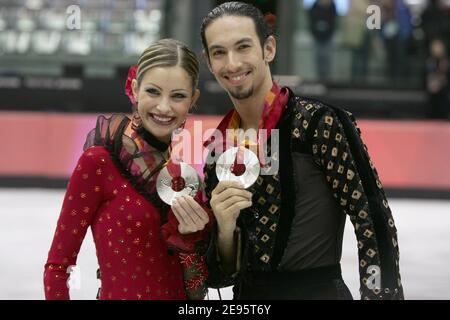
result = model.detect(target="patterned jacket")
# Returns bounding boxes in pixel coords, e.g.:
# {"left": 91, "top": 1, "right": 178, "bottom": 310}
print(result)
{"left": 203, "top": 89, "right": 404, "bottom": 300}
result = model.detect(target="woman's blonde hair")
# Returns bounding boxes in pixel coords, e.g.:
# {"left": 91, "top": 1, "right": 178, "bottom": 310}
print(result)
{"left": 136, "top": 39, "right": 199, "bottom": 94}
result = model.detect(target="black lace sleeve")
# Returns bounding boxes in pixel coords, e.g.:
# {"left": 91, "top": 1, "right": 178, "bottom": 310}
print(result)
{"left": 310, "top": 107, "right": 404, "bottom": 300}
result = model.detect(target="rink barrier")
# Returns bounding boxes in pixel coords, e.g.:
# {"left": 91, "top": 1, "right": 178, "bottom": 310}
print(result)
{"left": 1, "top": 112, "right": 449, "bottom": 197}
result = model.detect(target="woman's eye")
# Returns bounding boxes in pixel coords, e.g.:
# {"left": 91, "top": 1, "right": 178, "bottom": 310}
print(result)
{"left": 172, "top": 93, "right": 187, "bottom": 99}
{"left": 146, "top": 88, "right": 160, "bottom": 95}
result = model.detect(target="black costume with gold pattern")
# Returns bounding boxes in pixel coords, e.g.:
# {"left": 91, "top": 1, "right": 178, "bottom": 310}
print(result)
{"left": 204, "top": 89, "right": 404, "bottom": 300}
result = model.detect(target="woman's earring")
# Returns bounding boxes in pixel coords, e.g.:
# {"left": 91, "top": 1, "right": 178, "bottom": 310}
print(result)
{"left": 174, "top": 119, "right": 186, "bottom": 135}
{"left": 131, "top": 110, "right": 142, "bottom": 131}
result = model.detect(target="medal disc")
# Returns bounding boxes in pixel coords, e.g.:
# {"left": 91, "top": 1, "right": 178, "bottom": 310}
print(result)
{"left": 215, "top": 147, "right": 260, "bottom": 188}
{"left": 156, "top": 162, "right": 200, "bottom": 205}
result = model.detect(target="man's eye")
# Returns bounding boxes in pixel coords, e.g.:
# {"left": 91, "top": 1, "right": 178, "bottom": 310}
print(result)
{"left": 212, "top": 50, "right": 224, "bottom": 56}
{"left": 239, "top": 44, "right": 250, "bottom": 50}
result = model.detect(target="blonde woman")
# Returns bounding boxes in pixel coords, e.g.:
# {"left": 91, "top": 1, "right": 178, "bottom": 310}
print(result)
{"left": 44, "top": 39, "right": 212, "bottom": 300}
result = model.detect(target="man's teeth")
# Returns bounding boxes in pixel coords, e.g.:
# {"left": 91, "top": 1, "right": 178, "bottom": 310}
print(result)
{"left": 230, "top": 74, "right": 246, "bottom": 81}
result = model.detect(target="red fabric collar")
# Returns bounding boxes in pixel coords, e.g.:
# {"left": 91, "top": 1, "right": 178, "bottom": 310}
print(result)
{"left": 204, "top": 81, "right": 289, "bottom": 149}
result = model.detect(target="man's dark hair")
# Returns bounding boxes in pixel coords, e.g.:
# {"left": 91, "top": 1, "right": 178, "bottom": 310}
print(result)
{"left": 200, "top": 1, "right": 273, "bottom": 59}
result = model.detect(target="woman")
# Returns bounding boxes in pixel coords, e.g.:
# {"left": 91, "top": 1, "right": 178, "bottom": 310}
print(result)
{"left": 44, "top": 39, "right": 212, "bottom": 300}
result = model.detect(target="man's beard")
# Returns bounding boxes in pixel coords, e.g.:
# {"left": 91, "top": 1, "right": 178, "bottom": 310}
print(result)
{"left": 229, "top": 86, "right": 254, "bottom": 100}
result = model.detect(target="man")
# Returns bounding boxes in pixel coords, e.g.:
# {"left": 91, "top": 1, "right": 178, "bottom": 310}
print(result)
{"left": 421, "top": 0, "right": 449, "bottom": 49}
{"left": 200, "top": 1, "right": 404, "bottom": 300}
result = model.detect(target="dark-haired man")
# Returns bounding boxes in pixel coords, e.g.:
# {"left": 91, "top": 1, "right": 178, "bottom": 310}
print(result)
{"left": 201, "top": 1, "right": 404, "bottom": 300}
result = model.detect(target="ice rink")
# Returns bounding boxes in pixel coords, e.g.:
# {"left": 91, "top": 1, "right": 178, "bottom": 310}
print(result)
{"left": 1, "top": 188, "right": 449, "bottom": 300}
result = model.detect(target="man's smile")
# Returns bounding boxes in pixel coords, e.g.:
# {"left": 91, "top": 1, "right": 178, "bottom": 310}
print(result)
{"left": 224, "top": 71, "right": 252, "bottom": 86}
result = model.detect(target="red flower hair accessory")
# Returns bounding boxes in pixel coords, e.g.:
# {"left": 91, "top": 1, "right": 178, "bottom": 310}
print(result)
{"left": 264, "top": 12, "right": 276, "bottom": 28}
{"left": 125, "top": 65, "right": 138, "bottom": 105}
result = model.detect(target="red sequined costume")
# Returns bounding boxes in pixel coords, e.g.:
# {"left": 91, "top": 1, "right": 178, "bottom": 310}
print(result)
{"left": 44, "top": 115, "right": 211, "bottom": 300}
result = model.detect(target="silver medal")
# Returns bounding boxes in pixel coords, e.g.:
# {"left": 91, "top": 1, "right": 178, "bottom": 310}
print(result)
{"left": 156, "top": 162, "right": 200, "bottom": 205}
{"left": 215, "top": 147, "right": 260, "bottom": 188}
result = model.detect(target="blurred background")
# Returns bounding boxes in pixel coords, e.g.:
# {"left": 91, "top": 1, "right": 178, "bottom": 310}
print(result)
{"left": 0, "top": 0, "right": 449, "bottom": 300}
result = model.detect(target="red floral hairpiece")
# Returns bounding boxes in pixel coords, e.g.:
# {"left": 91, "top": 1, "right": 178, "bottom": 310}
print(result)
{"left": 264, "top": 12, "right": 276, "bottom": 28}
{"left": 125, "top": 65, "right": 138, "bottom": 105}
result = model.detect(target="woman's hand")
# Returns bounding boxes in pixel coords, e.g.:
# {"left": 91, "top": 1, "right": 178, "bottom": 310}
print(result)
{"left": 171, "top": 196, "right": 210, "bottom": 235}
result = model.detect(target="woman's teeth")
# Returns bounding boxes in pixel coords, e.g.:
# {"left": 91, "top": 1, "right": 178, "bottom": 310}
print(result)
{"left": 150, "top": 114, "right": 175, "bottom": 124}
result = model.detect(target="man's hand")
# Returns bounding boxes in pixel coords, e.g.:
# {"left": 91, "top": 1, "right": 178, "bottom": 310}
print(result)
{"left": 210, "top": 181, "right": 253, "bottom": 235}
{"left": 171, "top": 196, "right": 210, "bottom": 235}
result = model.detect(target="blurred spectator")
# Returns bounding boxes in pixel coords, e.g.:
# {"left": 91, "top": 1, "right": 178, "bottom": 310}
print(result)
{"left": 445, "top": 3, "right": 450, "bottom": 51}
{"left": 425, "top": 38, "right": 449, "bottom": 119}
{"left": 308, "top": 0, "right": 337, "bottom": 83}
{"left": 420, "top": 0, "right": 449, "bottom": 50}
{"left": 342, "top": 0, "right": 371, "bottom": 84}
{"left": 380, "top": 0, "right": 412, "bottom": 83}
